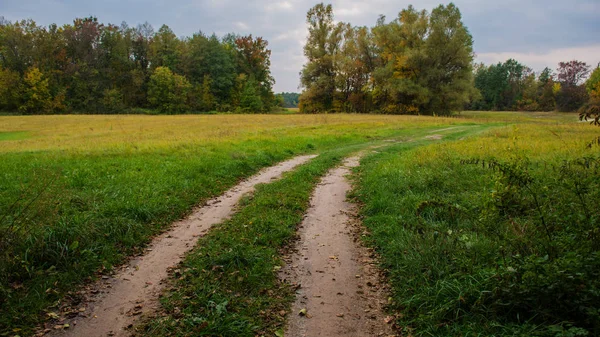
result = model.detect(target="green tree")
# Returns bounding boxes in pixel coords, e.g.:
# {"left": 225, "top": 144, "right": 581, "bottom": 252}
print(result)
{"left": 148, "top": 66, "right": 191, "bottom": 113}
{"left": 579, "top": 65, "right": 600, "bottom": 125}
{"left": 201, "top": 74, "right": 216, "bottom": 111}
{"left": 150, "top": 25, "right": 181, "bottom": 71}
{"left": 334, "top": 25, "right": 374, "bottom": 112}
{"left": 240, "top": 76, "right": 263, "bottom": 112}
{"left": 20, "top": 67, "right": 52, "bottom": 113}
{"left": 473, "top": 59, "right": 528, "bottom": 111}
{"left": 515, "top": 68, "right": 539, "bottom": 111}
{"left": 420, "top": 3, "right": 474, "bottom": 115}
{"left": 370, "top": 4, "right": 473, "bottom": 115}
{"left": 371, "top": 6, "right": 429, "bottom": 114}
{"left": 280, "top": 92, "right": 300, "bottom": 108}
{"left": 586, "top": 65, "right": 600, "bottom": 97}
{"left": 0, "top": 66, "right": 22, "bottom": 111}
{"left": 234, "top": 35, "right": 275, "bottom": 110}
{"left": 537, "top": 67, "right": 555, "bottom": 111}
{"left": 0, "top": 15, "right": 275, "bottom": 114}
{"left": 299, "top": 3, "right": 340, "bottom": 113}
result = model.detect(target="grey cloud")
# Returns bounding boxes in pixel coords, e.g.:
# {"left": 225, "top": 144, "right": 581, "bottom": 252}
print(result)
{"left": 1, "top": 0, "right": 599, "bottom": 92}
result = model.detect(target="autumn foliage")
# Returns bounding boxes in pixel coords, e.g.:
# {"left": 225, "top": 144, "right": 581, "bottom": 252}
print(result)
{"left": 0, "top": 17, "right": 276, "bottom": 114}
{"left": 299, "top": 3, "right": 475, "bottom": 115}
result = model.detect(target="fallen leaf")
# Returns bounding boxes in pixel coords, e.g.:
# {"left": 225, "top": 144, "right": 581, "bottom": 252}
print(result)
{"left": 47, "top": 312, "right": 60, "bottom": 319}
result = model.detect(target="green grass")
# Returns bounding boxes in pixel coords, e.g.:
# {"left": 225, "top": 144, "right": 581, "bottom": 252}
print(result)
{"left": 0, "top": 114, "right": 470, "bottom": 335}
{"left": 0, "top": 131, "right": 29, "bottom": 141}
{"left": 137, "top": 146, "right": 356, "bottom": 336}
{"left": 2, "top": 112, "right": 591, "bottom": 336}
{"left": 353, "top": 121, "right": 600, "bottom": 336}
{"left": 137, "top": 125, "right": 493, "bottom": 336}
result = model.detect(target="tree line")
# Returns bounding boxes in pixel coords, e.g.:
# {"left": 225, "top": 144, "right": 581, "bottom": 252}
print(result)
{"left": 0, "top": 17, "right": 276, "bottom": 114}
{"left": 470, "top": 59, "right": 600, "bottom": 115}
{"left": 278, "top": 92, "right": 300, "bottom": 108}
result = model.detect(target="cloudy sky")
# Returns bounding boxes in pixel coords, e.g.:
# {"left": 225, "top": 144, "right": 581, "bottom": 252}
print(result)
{"left": 1, "top": 0, "right": 599, "bottom": 92}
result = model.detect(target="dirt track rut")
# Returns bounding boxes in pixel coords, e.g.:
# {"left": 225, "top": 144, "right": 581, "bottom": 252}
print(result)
{"left": 281, "top": 155, "right": 394, "bottom": 337}
{"left": 50, "top": 155, "right": 316, "bottom": 337}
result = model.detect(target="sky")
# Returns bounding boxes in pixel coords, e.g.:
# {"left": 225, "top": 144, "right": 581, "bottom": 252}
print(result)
{"left": 1, "top": 0, "right": 599, "bottom": 93}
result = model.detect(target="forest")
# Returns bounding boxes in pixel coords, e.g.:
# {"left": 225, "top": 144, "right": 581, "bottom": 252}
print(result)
{"left": 2, "top": 9, "right": 599, "bottom": 117}
{"left": 0, "top": 17, "right": 276, "bottom": 114}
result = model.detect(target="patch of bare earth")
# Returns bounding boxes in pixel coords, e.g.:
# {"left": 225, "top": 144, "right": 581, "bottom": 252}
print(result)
{"left": 280, "top": 156, "right": 395, "bottom": 337}
{"left": 46, "top": 155, "right": 316, "bottom": 337}
{"left": 425, "top": 134, "right": 443, "bottom": 140}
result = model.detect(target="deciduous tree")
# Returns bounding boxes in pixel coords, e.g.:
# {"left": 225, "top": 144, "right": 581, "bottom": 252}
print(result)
{"left": 148, "top": 66, "right": 191, "bottom": 113}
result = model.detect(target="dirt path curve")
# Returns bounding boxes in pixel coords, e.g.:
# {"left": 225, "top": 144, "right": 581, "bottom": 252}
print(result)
{"left": 51, "top": 155, "right": 316, "bottom": 337}
{"left": 281, "top": 155, "right": 394, "bottom": 337}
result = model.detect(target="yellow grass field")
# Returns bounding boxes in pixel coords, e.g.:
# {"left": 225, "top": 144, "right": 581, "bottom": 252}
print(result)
{"left": 0, "top": 114, "right": 467, "bottom": 153}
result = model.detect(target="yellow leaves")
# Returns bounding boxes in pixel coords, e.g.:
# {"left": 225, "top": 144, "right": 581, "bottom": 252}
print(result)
{"left": 46, "top": 312, "right": 60, "bottom": 319}
{"left": 552, "top": 82, "right": 561, "bottom": 95}
{"left": 20, "top": 67, "right": 52, "bottom": 113}
{"left": 393, "top": 54, "right": 412, "bottom": 79}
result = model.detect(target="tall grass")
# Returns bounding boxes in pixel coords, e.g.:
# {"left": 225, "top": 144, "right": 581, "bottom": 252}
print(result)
{"left": 354, "top": 121, "right": 600, "bottom": 336}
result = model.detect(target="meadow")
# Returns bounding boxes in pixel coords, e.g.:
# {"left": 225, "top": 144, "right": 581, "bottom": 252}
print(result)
{"left": 355, "top": 118, "right": 600, "bottom": 335}
{"left": 0, "top": 113, "right": 465, "bottom": 334}
{"left": 0, "top": 112, "right": 597, "bottom": 336}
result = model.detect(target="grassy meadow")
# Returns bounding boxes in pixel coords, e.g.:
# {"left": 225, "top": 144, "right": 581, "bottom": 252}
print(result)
{"left": 0, "top": 113, "right": 467, "bottom": 335}
{"left": 355, "top": 119, "right": 600, "bottom": 335}
{"left": 0, "top": 112, "right": 597, "bottom": 336}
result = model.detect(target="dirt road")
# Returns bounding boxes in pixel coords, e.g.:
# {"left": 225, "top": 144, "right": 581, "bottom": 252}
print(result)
{"left": 281, "top": 155, "right": 393, "bottom": 337}
{"left": 50, "top": 155, "right": 316, "bottom": 337}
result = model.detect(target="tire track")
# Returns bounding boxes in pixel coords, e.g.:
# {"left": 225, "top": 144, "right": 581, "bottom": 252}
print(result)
{"left": 49, "top": 155, "right": 316, "bottom": 337}
{"left": 281, "top": 155, "right": 394, "bottom": 337}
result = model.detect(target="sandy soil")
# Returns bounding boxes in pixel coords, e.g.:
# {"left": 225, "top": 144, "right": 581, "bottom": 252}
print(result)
{"left": 47, "top": 155, "right": 316, "bottom": 337}
{"left": 281, "top": 156, "right": 395, "bottom": 337}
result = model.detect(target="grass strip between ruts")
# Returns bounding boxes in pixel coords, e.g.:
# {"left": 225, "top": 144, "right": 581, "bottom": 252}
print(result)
{"left": 137, "top": 145, "right": 366, "bottom": 336}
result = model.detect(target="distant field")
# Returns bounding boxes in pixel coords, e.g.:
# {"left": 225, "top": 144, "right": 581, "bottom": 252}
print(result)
{"left": 0, "top": 114, "right": 462, "bottom": 153}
